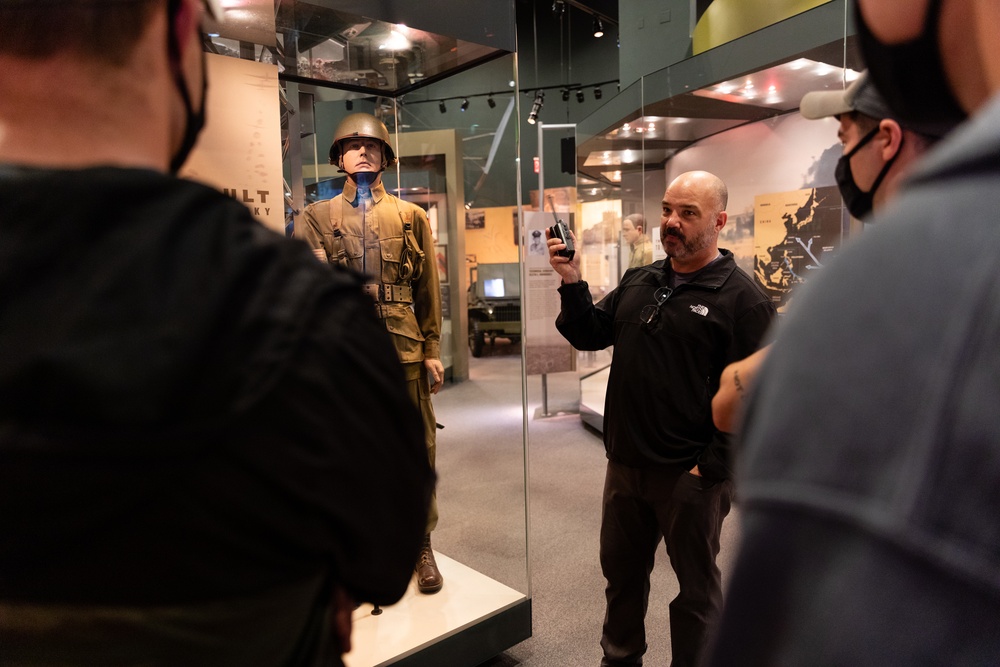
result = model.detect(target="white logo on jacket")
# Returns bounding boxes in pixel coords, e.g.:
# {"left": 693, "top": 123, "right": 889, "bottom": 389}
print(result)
{"left": 690, "top": 304, "right": 709, "bottom": 317}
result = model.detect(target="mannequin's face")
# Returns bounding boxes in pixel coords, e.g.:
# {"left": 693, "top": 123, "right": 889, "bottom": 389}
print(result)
{"left": 622, "top": 220, "right": 641, "bottom": 244}
{"left": 340, "top": 138, "right": 383, "bottom": 176}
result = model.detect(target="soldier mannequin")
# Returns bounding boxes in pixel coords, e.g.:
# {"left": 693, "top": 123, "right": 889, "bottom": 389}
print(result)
{"left": 299, "top": 113, "right": 445, "bottom": 594}
{"left": 622, "top": 213, "right": 653, "bottom": 269}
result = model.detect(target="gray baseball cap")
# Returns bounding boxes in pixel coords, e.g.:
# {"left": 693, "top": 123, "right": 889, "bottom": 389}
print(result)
{"left": 800, "top": 71, "right": 895, "bottom": 121}
{"left": 800, "top": 70, "right": 956, "bottom": 138}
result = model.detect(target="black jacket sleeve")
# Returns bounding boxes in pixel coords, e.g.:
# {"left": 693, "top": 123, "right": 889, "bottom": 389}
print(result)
{"left": 555, "top": 280, "right": 617, "bottom": 351}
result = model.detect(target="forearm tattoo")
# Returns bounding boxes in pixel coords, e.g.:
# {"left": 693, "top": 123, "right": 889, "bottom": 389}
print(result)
{"left": 734, "top": 369, "right": 746, "bottom": 401}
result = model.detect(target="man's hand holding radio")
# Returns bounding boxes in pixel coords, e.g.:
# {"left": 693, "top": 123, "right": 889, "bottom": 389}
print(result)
{"left": 546, "top": 225, "right": 581, "bottom": 284}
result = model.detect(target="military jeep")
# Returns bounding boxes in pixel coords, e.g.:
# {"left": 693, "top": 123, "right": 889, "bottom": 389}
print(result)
{"left": 467, "top": 262, "right": 521, "bottom": 357}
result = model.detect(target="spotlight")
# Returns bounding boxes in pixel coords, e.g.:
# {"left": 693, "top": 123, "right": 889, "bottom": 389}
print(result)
{"left": 552, "top": 0, "right": 565, "bottom": 17}
{"left": 345, "top": 99, "right": 353, "bottom": 111}
{"left": 527, "top": 91, "right": 544, "bottom": 125}
{"left": 487, "top": 95, "right": 496, "bottom": 109}
{"left": 593, "top": 16, "right": 605, "bottom": 38}
{"left": 439, "top": 100, "right": 447, "bottom": 114}
{"left": 576, "top": 89, "right": 585, "bottom": 103}
{"left": 594, "top": 86, "right": 603, "bottom": 100}
{"left": 562, "top": 89, "right": 570, "bottom": 102}
{"left": 460, "top": 98, "right": 469, "bottom": 112}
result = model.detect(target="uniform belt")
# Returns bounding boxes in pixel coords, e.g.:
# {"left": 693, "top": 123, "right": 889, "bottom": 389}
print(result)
{"left": 362, "top": 283, "right": 413, "bottom": 304}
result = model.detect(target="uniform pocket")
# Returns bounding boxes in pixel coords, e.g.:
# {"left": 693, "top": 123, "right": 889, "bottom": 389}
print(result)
{"left": 340, "top": 233, "right": 363, "bottom": 260}
{"left": 384, "top": 305, "right": 426, "bottom": 364}
{"left": 320, "top": 232, "right": 345, "bottom": 263}
{"left": 379, "top": 236, "right": 407, "bottom": 283}
{"left": 380, "top": 236, "right": 404, "bottom": 262}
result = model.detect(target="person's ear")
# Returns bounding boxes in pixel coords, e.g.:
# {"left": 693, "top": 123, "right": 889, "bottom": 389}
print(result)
{"left": 716, "top": 211, "right": 728, "bottom": 232}
{"left": 878, "top": 119, "right": 904, "bottom": 161}
{"left": 168, "top": 0, "right": 202, "bottom": 56}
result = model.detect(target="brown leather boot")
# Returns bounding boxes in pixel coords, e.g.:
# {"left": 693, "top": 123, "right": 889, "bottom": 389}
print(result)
{"left": 415, "top": 534, "right": 443, "bottom": 594}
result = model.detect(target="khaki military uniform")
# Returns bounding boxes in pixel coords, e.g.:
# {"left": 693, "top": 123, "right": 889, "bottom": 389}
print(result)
{"left": 299, "top": 180, "right": 442, "bottom": 532}
{"left": 628, "top": 236, "right": 653, "bottom": 269}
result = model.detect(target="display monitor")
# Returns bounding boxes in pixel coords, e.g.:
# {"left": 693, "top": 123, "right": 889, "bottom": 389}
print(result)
{"left": 476, "top": 263, "right": 520, "bottom": 299}
{"left": 483, "top": 278, "right": 506, "bottom": 298}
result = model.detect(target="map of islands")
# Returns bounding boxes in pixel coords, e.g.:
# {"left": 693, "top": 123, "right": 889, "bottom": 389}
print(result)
{"left": 754, "top": 186, "right": 843, "bottom": 311}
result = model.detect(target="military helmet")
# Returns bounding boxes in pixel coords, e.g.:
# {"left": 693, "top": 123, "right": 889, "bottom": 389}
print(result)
{"left": 328, "top": 112, "right": 398, "bottom": 170}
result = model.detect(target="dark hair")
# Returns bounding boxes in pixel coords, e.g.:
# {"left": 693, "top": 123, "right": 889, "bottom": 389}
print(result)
{"left": 845, "top": 110, "right": 881, "bottom": 136}
{"left": 0, "top": 0, "right": 158, "bottom": 66}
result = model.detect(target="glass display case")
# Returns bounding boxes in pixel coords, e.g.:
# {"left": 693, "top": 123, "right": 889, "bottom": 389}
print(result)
{"left": 171, "top": 0, "right": 859, "bottom": 662}
{"left": 564, "top": 0, "right": 860, "bottom": 431}
{"left": 204, "top": 3, "right": 529, "bottom": 666}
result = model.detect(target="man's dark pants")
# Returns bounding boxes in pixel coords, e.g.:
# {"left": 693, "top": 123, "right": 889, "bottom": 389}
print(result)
{"left": 599, "top": 460, "right": 733, "bottom": 667}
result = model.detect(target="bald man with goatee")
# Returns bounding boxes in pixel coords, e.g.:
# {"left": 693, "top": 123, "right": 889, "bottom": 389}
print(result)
{"left": 548, "top": 171, "right": 776, "bottom": 667}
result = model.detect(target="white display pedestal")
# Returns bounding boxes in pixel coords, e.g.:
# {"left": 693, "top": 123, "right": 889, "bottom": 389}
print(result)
{"left": 345, "top": 552, "right": 529, "bottom": 667}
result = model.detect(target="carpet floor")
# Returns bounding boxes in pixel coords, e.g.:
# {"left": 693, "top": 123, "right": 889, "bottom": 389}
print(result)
{"left": 429, "top": 342, "right": 742, "bottom": 667}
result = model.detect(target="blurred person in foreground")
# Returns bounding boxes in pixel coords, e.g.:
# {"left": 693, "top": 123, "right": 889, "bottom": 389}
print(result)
{"left": 549, "top": 171, "right": 775, "bottom": 667}
{"left": 711, "top": 70, "right": 953, "bottom": 433}
{"left": 708, "top": 0, "right": 1000, "bottom": 664}
{"left": 0, "top": 1, "right": 432, "bottom": 665}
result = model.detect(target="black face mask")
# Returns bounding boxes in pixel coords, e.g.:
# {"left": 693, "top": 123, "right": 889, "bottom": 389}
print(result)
{"left": 835, "top": 126, "right": 902, "bottom": 220}
{"left": 166, "top": 1, "right": 209, "bottom": 175}
{"left": 855, "top": 0, "right": 966, "bottom": 130}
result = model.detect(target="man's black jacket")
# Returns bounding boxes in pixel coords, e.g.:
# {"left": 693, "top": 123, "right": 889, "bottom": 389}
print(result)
{"left": 556, "top": 251, "right": 775, "bottom": 480}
